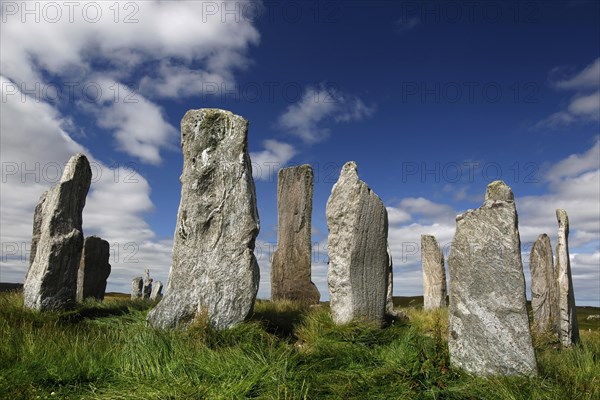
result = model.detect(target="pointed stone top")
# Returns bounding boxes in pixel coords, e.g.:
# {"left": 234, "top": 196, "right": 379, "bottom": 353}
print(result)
{"left": 537, "top": 233, "right": 550, "bottom": 242}
{"left": 340, "top": 161, "right": 359, "bottom": 178}
{"left": 532, "top": 234, "right": 552, "bottom": 255}
{"left": 61, "top": 153, "right": 91, "bottom": 183}
{"left": 484, "top": 180, "right": 514, "bottom": 203}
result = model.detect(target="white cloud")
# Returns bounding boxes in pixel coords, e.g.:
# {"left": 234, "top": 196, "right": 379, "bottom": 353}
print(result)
{"left": 0, "top": 77, "right": 172, "bottom": 292}
{"left": 571, "top": 252, "right": 600, "bottom": 306}
{"left": 538, "top": 58, "right": 600, "bottom": 128}
{"left": 395, "top": 197, "right": 456, "bottom": 223}
{"left": 567, "top": 90, "right": 600, "bottom": 116}
{"left": 382, "top": 139, "right": 599, "bottom": 305}
{"left": 0, "top": 1, "right": 262, "bottom": 291}
{"left": 1, "top": 0, "right": 260, "bottom": 164}
{"left": 554, "top": 58, "right": 600, "bottom": 90}
{"left": 138, "top": 61, "right": 229, "bottom": 99}
{"left": 387, "top": 207, "right": 412, "bottom": 225}
{"left": 250, "top": 140, "right": 297, "bottom": 181}
{"left": 518, "top": 138, "right": 600, "bottom": 248}
{"left": 278, "top": 85, "right": 375, "bottom": 143}
{"left": 88, "top": 79, "right": 179, "bottom": 165}
{"left": 546, "top": 136, "right": 600, "bottom": 181}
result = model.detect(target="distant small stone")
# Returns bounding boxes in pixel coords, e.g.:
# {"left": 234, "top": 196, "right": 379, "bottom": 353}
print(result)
{"left": 150, "top": 281, "right": 163, "bottom": 300}
{"left": 131, "top": 277, "right": 143, "bottom": 299}
{"left": 143, "top": 269, "right": 152, "bottom": 300}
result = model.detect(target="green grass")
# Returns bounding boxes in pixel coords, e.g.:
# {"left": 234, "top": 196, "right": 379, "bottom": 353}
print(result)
{"left": 0, "top": 292, "right": 598, "bottom": 399}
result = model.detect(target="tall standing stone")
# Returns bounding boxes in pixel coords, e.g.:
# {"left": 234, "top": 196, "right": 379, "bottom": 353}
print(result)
{"left": 150, "top": 281, "right": 163, "bottom": 300}
{"left": 326, "top": 162, "right": 388, "bottom": 325}
{"left": 555, "top": 209, "right": 579, "bottom": 346}
{"left": 448, "top": 181, "right": 537, "bottom": 376}
{"left": 530, "top": 234, "right": 558, "bottom": 335}
{"left": 271, "top": 165, "right": 320, "bottom": 304}
{"left": 422, "top": 235, "right": 447, "bottom": 310}
{"left": 76, "top": 236, "right": 111, "bottom": 301}
{"left": 23, "top": 154, "right": 92, "bottom": 310}
{"left": 131, "top": 277, "right": 143, "bottom": 299}
{"left": 147, "top": 109, "right": 260, "bottom": 330}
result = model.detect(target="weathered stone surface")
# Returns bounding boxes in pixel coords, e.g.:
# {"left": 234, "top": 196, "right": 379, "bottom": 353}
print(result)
{"left": 28, "top": 192, "right": 47, "bottom": 268}
{"left": 23, "top": 154, "right": 92, "bottom": 310}
{"left": 76, "top": 236, "right": 111, "bottom": 301}
{"left": 385, "top": 244, "right": 395, "bottom": 315}
{"left": 556, "top": 209, "right": 579, "bottom": 346}
{"left": 131, "top": 277, "right": 143, "bottom": 299}
{"left": 271, "top": 165, "right": 320, "bottom": 304}
{"left": 150, "top": 281, "right": 163, "bottom": 300}
{"left": 326, "top": 162, "right": 388, "bottom": 325}
{"left": 448, "top": 180, "right": 537, "bottom": 376}
{"left": 422, "top": 235, "right": 447, "bottom": 310}
{"left": 143, "top": 269, "right": 152, "bottom": 299}
{"left": 530, "top": 234, "right": 558, "bottom": 335}
{"left": 147, "top": 108, "right": 260, "bottom": 330}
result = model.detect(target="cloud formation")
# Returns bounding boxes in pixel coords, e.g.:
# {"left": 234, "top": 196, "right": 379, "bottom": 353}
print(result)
{"left": 1, "top": 1, "right": 263, "bottom": 290}
{"left": 1, "top": 0, "right": 260, "bottom": 164}
{"left": 1, "top": 74, "right": 173, "bottom": 292}
{"left": 383, "top": 138, "right": 599, "bottom": 305}
{"left": 250, "top": 140, "right": 297, "bottom": 181}
{"left": 537, "top": 58, "right": 600, "bottom": 128}
{"left": 278, "top": 85, "right": 375, "bottom": 143}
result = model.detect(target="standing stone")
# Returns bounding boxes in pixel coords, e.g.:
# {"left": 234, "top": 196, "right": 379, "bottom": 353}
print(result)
{"left": 448, "top": 181, "right": 537, "bottom": 376}
{"left": 555, "top": 209, "right": 579, "bottom": 346}
{"left": 271, "top": 165, "right": 320, "bottom": 304}
{"left": 143, "top": 269, "right": 152, "bottom": 299}
{"left": 76, "top": 236, "right": 111, "bottom": 301}
{"left": 422, "top": 235, "right": 447, "bottom": 310}
{"left": 530, "top": 234, "right": 558, "bottom": 335}
{"left": 326, "top": 162, "right": 388, "bottom": 325}
{"left": 150, "top": 281, "right": 163, "bottom": 300}
{"left": 23, "top": 154, "right": 92, "bottom": 310}
{"left": 385, "top": 244, "right": 395, "bottom": 315}
{"left": 131, "top": 277, "right": 143, "bottom": 299}
{"left": 147, "top": 109, "right": 260, "bottom": 330}
{"left": 28, "top": 192, "right": 47, "bottom": 269}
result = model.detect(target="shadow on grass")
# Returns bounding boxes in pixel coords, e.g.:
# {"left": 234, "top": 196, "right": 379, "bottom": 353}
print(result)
{"left": 59, "top": 305, "right": 129, "bottom": 323}
{"left": 58, "top": 299, "right": 156, "bottom": 324}
{"left": 250, "top": 300, "right": 312, "bottom": 342}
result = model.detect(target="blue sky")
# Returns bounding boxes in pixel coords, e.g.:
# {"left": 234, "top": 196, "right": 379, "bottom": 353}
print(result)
{"left": 1, "top": 0, "right": 599, "bottom": 305}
